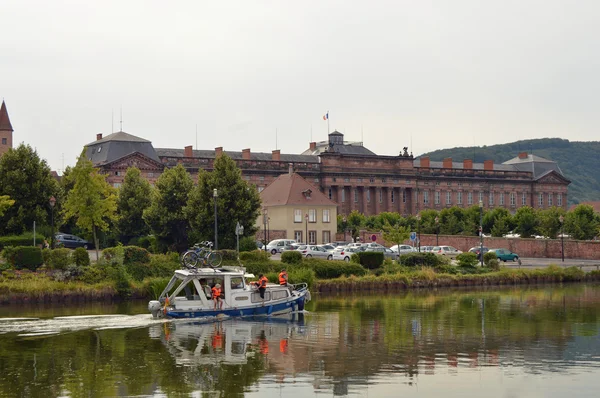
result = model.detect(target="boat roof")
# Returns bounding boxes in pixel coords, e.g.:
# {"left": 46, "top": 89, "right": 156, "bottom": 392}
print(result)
{"left": 174, "top": 267, "right": 247, "bottom": 279}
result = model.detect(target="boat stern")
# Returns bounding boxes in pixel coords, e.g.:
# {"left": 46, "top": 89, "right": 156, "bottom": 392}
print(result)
{"left": 148, "top": 300, "right": 163, "bottom": 319}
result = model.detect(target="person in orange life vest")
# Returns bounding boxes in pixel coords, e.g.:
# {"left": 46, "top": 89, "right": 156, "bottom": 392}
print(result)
{"left": 211, "top": 283, "right": 223, "bottom": 309}
{"left": 278, "top": 269, "right": 288, "bottom": 286}
{"left": 253, "top": 274, "right": 268, "bottom": 299}
{"left": 258, "top": 330, "right": 269, "bottom": 355}
{"left": 279, "top": 338, "right": 288, "bottom": 354}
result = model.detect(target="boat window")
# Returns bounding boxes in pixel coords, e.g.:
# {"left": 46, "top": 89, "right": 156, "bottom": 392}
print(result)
{"left": 230, "top": 277, "right": 244, "bottom": 289}
{"left": 235, "top": 296, "right": 248, "bottom": 301}
{"left": 251, "top": 292, "right": 271, "bottom": 302}
{"left": 271, "top": 290, "right": 289, "bottom": 300}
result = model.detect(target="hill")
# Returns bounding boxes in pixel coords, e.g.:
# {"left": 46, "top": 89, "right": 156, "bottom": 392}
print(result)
{"left": 419, "top": 138, "right": 600, "bottom": 206}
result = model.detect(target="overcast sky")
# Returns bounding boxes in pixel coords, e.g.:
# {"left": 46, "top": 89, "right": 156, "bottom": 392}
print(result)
{"left": 1, "top": 0, "right": 599, "bottom": 173}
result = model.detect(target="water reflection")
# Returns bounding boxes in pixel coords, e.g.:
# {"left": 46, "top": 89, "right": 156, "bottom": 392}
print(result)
{"left": 0, "top": 285, "right": 599, "bottom": 397}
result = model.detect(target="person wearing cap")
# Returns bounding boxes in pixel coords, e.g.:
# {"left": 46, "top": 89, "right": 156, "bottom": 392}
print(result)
{"left": 278, "top": 268, "right": 288, "bottom": 286}
{"left": 211, "top": 283, "right": 223, "bottom": 309}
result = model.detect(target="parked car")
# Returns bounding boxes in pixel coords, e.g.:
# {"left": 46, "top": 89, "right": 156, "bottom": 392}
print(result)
{"left": 491, "top": 248, "right": 520, "bottom": 262}
{"left": 256, "top": 241, "right": 264, "bottom": 250}
{"left": 296, "top": 245, "right": 333, "bottom": 259}
{"left": 431, "top": 246, "right": 462, "bottom": 259}
{"left": 417, "top": 245, "right": 434, "bottom": 253}
{"left": 54, "top": 234, "right": 92, "bottom": 249}
{"left": 319, "top": 244, "right": 336, "bottom": 252}
{"left": 366, "top": 246, "right": 399, "bottom": 260}
{"left": 281, "top": 243, "right": 301, "bottom": 252}
{"left": 266, "top": 239, "right": 297, "bottom": 254}
{"left": 332, "top": 247, "right": 359, "bottom": 262}
{"left": 468, "top": 246, "right": 489, "bottom": 260}
{"left": 389, "top": 244, "right": 417, "bottom": 255}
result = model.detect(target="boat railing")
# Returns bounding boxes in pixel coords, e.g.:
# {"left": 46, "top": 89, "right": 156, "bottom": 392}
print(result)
{"left": 291, "top": 282, "right": 308, "bottom": 292}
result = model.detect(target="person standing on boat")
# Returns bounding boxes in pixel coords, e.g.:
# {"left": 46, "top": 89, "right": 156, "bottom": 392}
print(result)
{"left": 278, "top": 269, "right": 288, "bottom": 287}
{"left": 253, "top": 274, "right": 268, "bottom": 299}
{"left": 211, "top": 283, "right": 223, "bottom": 309}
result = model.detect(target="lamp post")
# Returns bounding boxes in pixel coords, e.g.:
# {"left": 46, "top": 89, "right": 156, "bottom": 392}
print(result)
{"left": 263, "top": 208, "right": 268, "bottom": 252}
{"left": 479, "top": 199, "right": 484, "bottom": 267}
{"left": 343, "top": 216, "right": 347, "bottom": 242}
{"left": 235, "top": 221, "right": 244, "bottom": 260}
{"left": 416, "top": 213, "right": 421, "bottom": 252}
{"left": 435, "top": 216, "right": 439, "bottom": 246}
{"left": 305, "top": 213, "right": 309, "bottom": 244}
{"left": 559, "top": 215, "right": 564, "bottom": 262}
{"left": 213, "top": 188, "right": 218, "bottom": 250}
{"left": 49, "top": 196, "right": 56, "bottom": 249}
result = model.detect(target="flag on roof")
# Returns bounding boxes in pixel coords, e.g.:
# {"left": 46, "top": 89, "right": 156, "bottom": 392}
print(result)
{"left": 323, "top": 112, "right": 328, "bottom": 120}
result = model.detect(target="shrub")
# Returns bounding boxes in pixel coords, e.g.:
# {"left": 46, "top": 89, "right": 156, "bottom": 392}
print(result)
{"left": 1, "top": 246, "right": 17, "bottom": 265}
{"left": 42, "top": 248, "right": 52, "bottom": 265}
{"left": 80, "top": 264, "right": 109, "bottom": 284}
{"left": 304, "top": 258, "right": 367, "bottom": 279}
{"left": 456, "top": 252, "right": 479, "bottom": 267}
{"left": 488, "top": 258, "right": 500, "bottom": 271}
{"left": 281, "top": 251, "right": 303, "bottom": 265}
{"left": 123, "top": 246, "right": 151, "bottom": 265}
{"left": 73, "top": 247, "right": 90, "bottom": 267}
{"left": 218, "top": 250, "right": 238, "bottom": 261}
{"left": 287, "top": 268, "right": 315, "bottom": 288}
{"left": 240, "top": 250, "right": 270, "bottom": 263}
{"left": 243, "top": 262, "right": 272, "bottom": 276}
{"left": 399, "top": 252, "right": 441, "bottom": 267}
{"left": 350, "top": 253, "right": 360, "bottom": 264}
{"left": 147, "top": 253, "right": 181, "bottom": 278}
{"left": 239, "top": 236, "right": 259, "bottom": 252}
{"left": 48, "top": 248, "right": 72, "bottom": 270}
{"left": 484, "top": 251, "right": 498, "bottom": 266}
{"left": 354, "top": 252, "right": 384, "bottom": 269}
{"left": 0, "top": 233, "right": 46, "bottom": 250}
{"left": 125, "top": 262, "right": 153, "bottom": 281}
{"left": 11, "top": 246, "right": 44, "bottom": 271}
{"left": 435, "top": 264, "right": 459, "bottom": 274}
{"left": 102, "top": 245, "right": 125, "bottom": 264}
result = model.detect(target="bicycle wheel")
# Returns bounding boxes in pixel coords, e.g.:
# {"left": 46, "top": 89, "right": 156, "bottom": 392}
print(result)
{"left": 207, "top": 252, "right": 223, "bottom": 267}
{"left": 182, "top": 252, "right": 199, "bottom": 269}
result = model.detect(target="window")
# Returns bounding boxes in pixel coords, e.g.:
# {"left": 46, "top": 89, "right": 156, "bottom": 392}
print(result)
{"left": 113, "top": 183, "right": 122, "bottom": 188}
{"left": 510, "top": 193, "right": 516, "bottom": 206}
{"left": 435, "top": 182, "right": 440, "bottom": 186}
{"left": 257, "top": 187, "right": 264, "bottom": 193}
{"left": 354, "top": 189, "right": 358, "bottom": 203}
{"left": 447, "top": 182, "right": 452, "bottom": 186}
{"left": 308, "top": 209, "right": 316, "bottom": 222}
{"left": 294, "top": 209, "right": 302, "bottom": 223}
{"left": 308, "top": 231, "right": 317, "bottom": 244}
{"left": 1, "top": 138, "right": 6, "bottom": 145}
{"left": 252, "top": 292, "right": 271, "bottom": 303}
{"left": 458, "top": 182, "right": 463, "bottom": 187}
{"left": 366, "top": 189, "right": 371, "bottom": 202}
{"left": 344, "top": 178, "right": 350, "bottom": 183}
{"left": 322, "top": 230, "right": 331, "bottom": 243}
{"left": 522, "top": 192, "right": 527, "bottom": 206}
{"left": 488, "top": 191, "right": 494, "bottom": 206}
{"left": 294, "top": 231, "right": 302, "bottom": 242}
{"left": 341, "top": 189, "right": 346, "bottom": 202}
{"left": 423, "top": 191, "right": 429, "bottom": 204}
{"left": 558, "top": 194, "right": 563, "bottom": 207}
{"left": 402, "top": 190, "right": 406, "bottom": 203}
{"left": 379, "top": 189, "right": 383, "bottom": 203}
{"left": 357, "top": 178, "right": 363, "bottom": 183}
{"left": 479, "top": 191, "right": 484, "bottom": 204}
{"left": 147, "top": 172, "right": 154, "bottom": 178}
{"left": 314, "top": 178, "right": 319, "bottom": 183}
{"left": 259, "top": 176, "right": 265, "bottom": 182}
{"left": 467, "top": 192, "right": 473, "bottom": 205}
{"left": 548, "top": 193, "right": 553, "bottom": 206}
{"left": 333, "top": 177, "right": 337, "bottom": 182}
{"left": 328, "top": 188, "right": 332, "bottom": 199}
{"left": 369, "top": 178, "right": 375, "bottom": 183}
{"left": 435, "top": 191, "right": 440, "bottom": 205}
{"left": 381, "top": 178, "right": 386, "bottom": 183}
{"left": 391, "top": 190, "right": 395, "bottom": 203}
{"left": 499, "top": 193, "right": 504, "bottom": 206}
{"left": 446, "top": 191, "right": 452, "bottom": 205}
{"left": 243, "top": 175, "right": 250, "bottom": 181}
{"left": 322, "top": 209, "right": 330, "bottom": 223}
{"left": 538, "top": 193, "right": 544, "bottom": 207}
{"left": 457, "top": 192, "right": 463, "bottom": 205}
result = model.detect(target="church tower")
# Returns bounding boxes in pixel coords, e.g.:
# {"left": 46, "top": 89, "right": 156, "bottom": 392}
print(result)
{"left": 0, "top": 100, "right": 14, "bottom": 157}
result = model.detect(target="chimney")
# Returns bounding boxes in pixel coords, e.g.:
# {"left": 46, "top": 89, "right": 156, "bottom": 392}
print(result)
{"left": 419, "top": 156, "right": 430, "bottom": 168}
{"left": 96, "top": 133, "right": 103, "bottom": 140}
{"left": 288, "top": 163, "right": 294, "bottom": 175}
{"left": 309, "top": 142, "right": 317, "bottom": 151}
{"left": 484, "top": 160, "right": 494, "bottom": 171}
{"left": 518, "top": 152, "right": 528, "bottom": 159}
{"left": 215, "top": 147, "right": 223, "bottom": 157}
{"left": 443, "top": 157, "right": 453, "bottom": 169}
{"left": 463, "top": 159, "right": 473, "bottom": 169}
{"left": 272, "top": 149, "right": 280, "bottom": 161}
{"left": 242, "top": 148, "right": 251, "bottom": 160}
{"left": 184, "top": 145, "right": 193, "bottom": 158}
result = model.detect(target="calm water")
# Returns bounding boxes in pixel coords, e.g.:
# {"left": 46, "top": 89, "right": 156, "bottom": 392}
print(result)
{"left": 1, "top": 285, "right": 600, "bottom": 397}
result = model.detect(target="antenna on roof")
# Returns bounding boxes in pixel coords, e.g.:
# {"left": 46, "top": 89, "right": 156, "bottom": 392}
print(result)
{"left": 310, "top": 124, "right": 312, "bottom": 142}
{"left": 119, "top": 107, "right": 123, "bottom": 132}
{"left": 195, "top": 124, "right": 198, "bottom": 150}
{"left": 276, "top": 128, "right": 278, "bottom": 150}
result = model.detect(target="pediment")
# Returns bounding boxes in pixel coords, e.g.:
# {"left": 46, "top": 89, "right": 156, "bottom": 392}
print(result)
{"left": 104, "top": 152, "right": 165, "bottom": 171}
{"left": 536, "top": 170, "right": 571, "bottom": 185}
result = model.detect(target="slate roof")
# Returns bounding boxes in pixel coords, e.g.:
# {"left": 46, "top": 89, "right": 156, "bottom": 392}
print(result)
{"left": 155, "top": 148, "right": 319, "bottom": 163}
{"left": 301, "top": 141, "right": 377, "bottom": 156}
{"left": 260, "top": 172, "right": 338, "bottom": 207}
{"left": 85, "top": 131, "right": 160, "bottom": 165}
{"left": 0, "top": 101, "right": 13, "bottom": 131}
{"left": 413, "top": 159, "right": 516, "bottom": 172}
{"left": 502, "top": 153, "right": 564, "bottom": 178}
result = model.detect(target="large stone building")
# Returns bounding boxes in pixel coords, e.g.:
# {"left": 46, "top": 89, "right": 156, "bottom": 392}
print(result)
{"left": 0, "top": 100, "right": 14, "bottom": 157}
{"left": 85, "top": 130, "right": 570, "bottom": 216}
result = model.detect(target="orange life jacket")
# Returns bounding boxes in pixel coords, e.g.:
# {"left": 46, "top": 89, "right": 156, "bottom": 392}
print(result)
{"left": 258, "top": 276, "right": 268, "bottom": 288}
{"left": 211, "top": 287, "right": 221, "bottom": 299}
{"left": 278, "top": 271, "right": 288, "bottom": 285}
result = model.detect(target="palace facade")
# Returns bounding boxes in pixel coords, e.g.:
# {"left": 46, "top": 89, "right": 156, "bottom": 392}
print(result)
{"left": 85, "top": 130, "right": 570, "bottom": 216}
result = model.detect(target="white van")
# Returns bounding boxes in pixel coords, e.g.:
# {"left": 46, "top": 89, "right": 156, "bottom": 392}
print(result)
{"left": 266, "top": 239, "right": 297, "bottom": 254}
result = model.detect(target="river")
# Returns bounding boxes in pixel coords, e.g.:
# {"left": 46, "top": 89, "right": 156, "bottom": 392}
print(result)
{"left": 0, "top": 284, "right": 599, "bottom": 397}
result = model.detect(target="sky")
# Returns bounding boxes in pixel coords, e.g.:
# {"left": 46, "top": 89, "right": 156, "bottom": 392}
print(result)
{"left": 1, "top": 0, "right": 599, "bottom": 173}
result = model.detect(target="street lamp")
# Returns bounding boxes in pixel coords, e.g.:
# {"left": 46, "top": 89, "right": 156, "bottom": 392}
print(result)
{"left": 435, "top": 216, "right": 439, "bottom": 246}
{"left": 49, "top": 196, "right": 56, "bottom": 249}
{"left": 343, "top": 216, "right": 347, "bottom": 242}
{"left": 213, "top": 188, "right": 218, "bottom": 250}
{"left": 479, "top": 199, "right": 484, "bottom": 267}
{"left": 305, "top": 213, "right": 309, "bottom": 244}
{"left": 559, "top": 215, "right": 564, "bottom": 262}
{"left": 416, "top": 213, "right": 421, "bottom": 252}
{"left": 262, "top": 208, "right": 268, "bottom": 252}
{"left": 235, "top": 221, "right": 244, "bottom": 260}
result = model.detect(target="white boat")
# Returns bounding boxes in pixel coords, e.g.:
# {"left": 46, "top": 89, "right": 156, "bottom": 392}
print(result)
{"left": 148, "top": 266, "right": 311, "bottom": 319}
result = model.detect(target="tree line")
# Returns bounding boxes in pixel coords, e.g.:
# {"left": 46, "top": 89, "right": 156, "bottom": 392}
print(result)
{"left": 0, "top": 144, "right": 261, "bottom": 253}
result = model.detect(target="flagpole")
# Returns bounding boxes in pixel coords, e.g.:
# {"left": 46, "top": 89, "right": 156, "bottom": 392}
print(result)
{"left": 327, "top": 110, "right": 330, "bottom": 134}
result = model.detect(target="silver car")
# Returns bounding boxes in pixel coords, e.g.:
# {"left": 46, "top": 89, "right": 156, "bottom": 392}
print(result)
{"left": 389, "top": 244, "right": 417, "bottom": 255}
{"left": 365, "top": 247, "right": 399, "bottom": 260}
{"left": 331, "top": 247, "right": 358, "bottom": 262}
{"left": 296, "top": 245, "right": 333, "bottom": 260}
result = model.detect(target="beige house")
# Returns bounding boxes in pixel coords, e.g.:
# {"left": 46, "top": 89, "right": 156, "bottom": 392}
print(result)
{"left": 257, "top": 170, "right": 338, "bottom": 244}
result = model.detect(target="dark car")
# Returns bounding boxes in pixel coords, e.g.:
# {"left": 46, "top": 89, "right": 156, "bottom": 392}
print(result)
{"left": 55, "top": 234, "right": 92, "bottom": 249}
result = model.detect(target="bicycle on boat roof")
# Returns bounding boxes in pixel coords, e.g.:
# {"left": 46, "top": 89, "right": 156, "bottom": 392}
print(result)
{"left": 181, "top": 241, "right": 223, "bottom": 269}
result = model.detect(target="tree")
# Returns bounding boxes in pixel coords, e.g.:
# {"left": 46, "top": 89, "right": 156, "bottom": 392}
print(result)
{"left": 0, "top": 144, "right": 59, "bottom": 234}
{"left": 63, "top": 152, "right": 117, "bottom": 259}
{"left": 346, "top": 210, "right": 366, "bottom": 241}
{"left": 513, "top": 206, "right": 538, "bottom": 238}
{"left": 185, "top": 155, "right": 261, "bottom": 249}
{"left": 116, "top": 167, "right": 152, "bottom": 243}
{"left": 0, "top": 195, "right": 15, "bottom": 217}
{"left": 564, "top": 204, "right": 598, "bottom": 240}
{"left": 382, "top": 221, "right": 410, "bottom": 250}
{"left": 483, "top": 208, "right": 513, "bottom": 235}
{"left": 537, "top": 207, "right": 565, "bottom": 239}
{"left": 144, "top": 164, "right": 194, "bottom": 252}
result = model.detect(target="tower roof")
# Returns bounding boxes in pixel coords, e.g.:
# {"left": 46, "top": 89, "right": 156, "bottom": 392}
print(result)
{"left": 0, "top": 101, "right": 13, "bottom": 131}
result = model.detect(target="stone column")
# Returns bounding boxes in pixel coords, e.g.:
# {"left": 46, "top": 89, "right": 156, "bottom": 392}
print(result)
{"left": 374, "top": 187, "right": 381, "bottom": 215}
{"left": 362, "top": 186, "right": 369, "bottom": 215}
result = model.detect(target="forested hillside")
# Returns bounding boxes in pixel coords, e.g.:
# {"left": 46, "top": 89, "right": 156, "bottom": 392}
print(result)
{"left": 420, "top": 138, "right": 600, "bottom": 205}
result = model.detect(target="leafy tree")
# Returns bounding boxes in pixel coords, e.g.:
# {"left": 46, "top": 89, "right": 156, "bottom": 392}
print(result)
{"left": 483, "top": 208, "right": 513, "bottom": 235}
{"left": 564, "top": 204, "right": 598, "bottom": 240}
{"left": 346, "top": 210, "right": 366, "bottom": 241}
{"left": 491, "top": 217, "right": 510, "bottom": 237}
{"left": 462, "top": 205, "right": 483, "bottom": 236}
{"left": 0, "top": 195, "right": 15, "bottom": 217}
{"left": 0, "top": 144, "right": 59, "bottom": 234}
{"left": 513, "top": 206, "right": 538, "bottom": 238}
{"left": 63, "top": 152, "right": 117, "bottom": 259}
{"left": 382, "top": 221, "right": 410, "bottom": 250}
{"left": 116, "top": 167, "right": 152, "bottom": 243}
{"left": 185, "top": 155, "right": 261, "bottom": 249}
{"left": 439, "top": 207, "right": 465, "bottom": 235}
{"left": 376, "top": 212, "right": 402, "bottom": 228}
{"left": 418, "top": 209, "right": 440, "bottom": 234}
{"left": 144, "top": 164, "right": 193, "bottom": 252}
{"left": 536, "top": 207, "right": 564, "bottom": 239}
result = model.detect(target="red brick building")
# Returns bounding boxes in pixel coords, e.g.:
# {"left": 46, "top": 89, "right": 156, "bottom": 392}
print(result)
{"left": 85, "top": 130, "right": 570, "bottom": 216}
